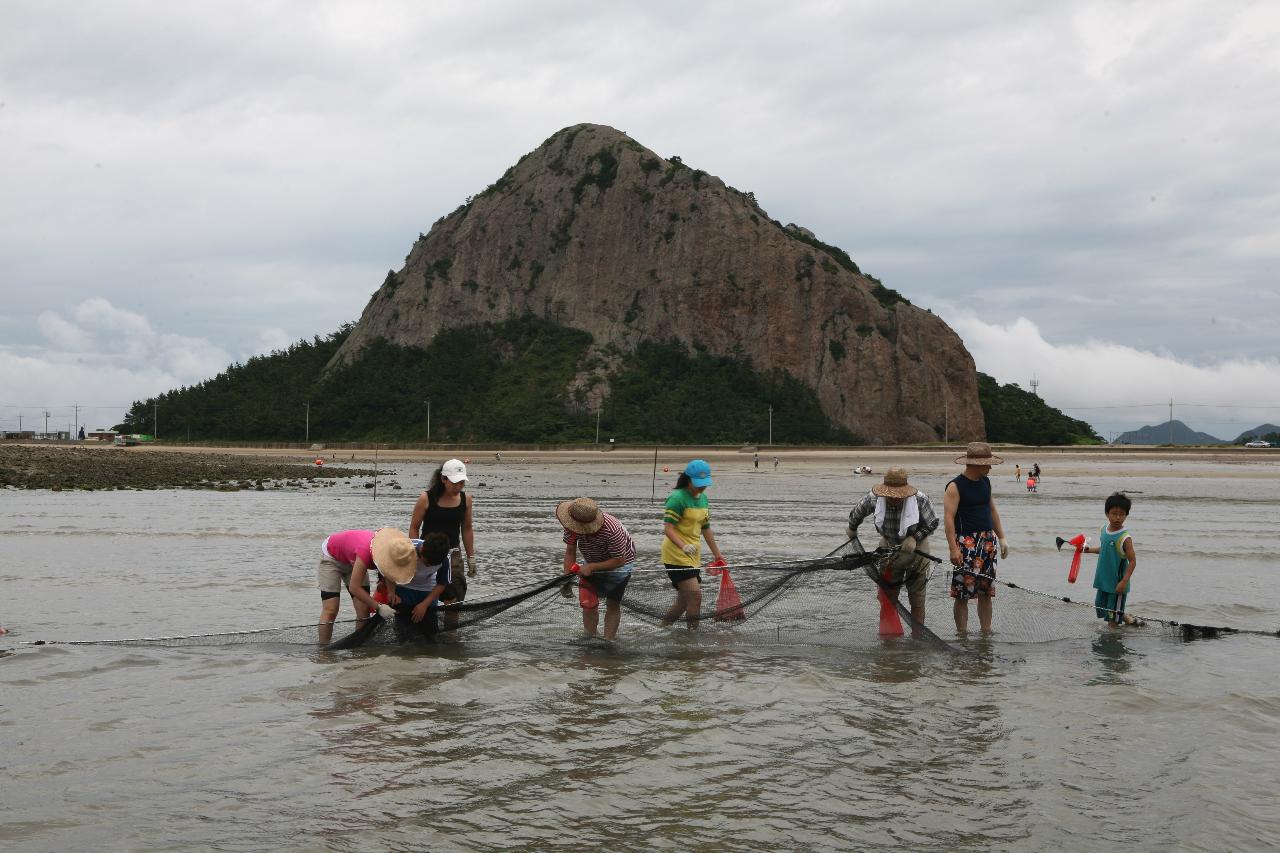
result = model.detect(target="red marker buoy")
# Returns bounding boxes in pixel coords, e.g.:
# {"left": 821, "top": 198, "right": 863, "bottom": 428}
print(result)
{"left": 1057, "top": 534, "right": 1087, "bottom": 583}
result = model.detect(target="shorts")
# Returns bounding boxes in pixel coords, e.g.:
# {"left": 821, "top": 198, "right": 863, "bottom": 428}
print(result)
{"left": 665, "top": 565, "right": 702, "bottom": 589}
{"left": 440, "top": 547, "right": 467, "bottom": 603}
{"left": 318, "top": 555, "right": 369, "bottom": 599}
{"left": 950, "top": 530, "right": 998, "bottom": 602}
{"left": 584, "top": 564, "right": 634, "bottom": 603}
{"left": 878, "top": 536, "right": 932, "bottom": 612}
{"left": 1095, "top": 590, "right": 1127, "bottom": 622}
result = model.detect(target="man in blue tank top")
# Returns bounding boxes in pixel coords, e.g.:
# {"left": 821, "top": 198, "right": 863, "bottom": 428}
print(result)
{"left": 943, "top": 442, "right": 1010, "bottom": 634}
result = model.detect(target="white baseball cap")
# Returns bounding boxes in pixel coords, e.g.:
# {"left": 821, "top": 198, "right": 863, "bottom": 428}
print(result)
{"left": 442, "top": 458, "right": 467, "bottom": 483}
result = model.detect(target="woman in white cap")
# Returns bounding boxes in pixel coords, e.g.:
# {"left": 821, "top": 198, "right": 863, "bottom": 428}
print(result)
{"left": 660, "top": 459, "right": 727, "bottom": 630}
{"left": 556, "top": 497, "right": 637, "bottom": 641}
{"left": 410, "top": 458, "right": 476, "bottom": 630}
{"left": 944, "top": 442, "right": 1009, "bottom": 634}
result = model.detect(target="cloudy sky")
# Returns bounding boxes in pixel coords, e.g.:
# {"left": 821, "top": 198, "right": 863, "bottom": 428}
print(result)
{"left": 3, "top": 1, "right": 1278, "bottom": 438}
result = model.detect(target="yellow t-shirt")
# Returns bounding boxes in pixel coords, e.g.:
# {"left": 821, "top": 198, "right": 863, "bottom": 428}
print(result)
{"left": 661, "top": 488, "right": 710, "bottom": 567}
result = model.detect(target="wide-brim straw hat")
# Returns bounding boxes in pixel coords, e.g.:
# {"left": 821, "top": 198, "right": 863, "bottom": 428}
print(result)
{"left": 371, "top": 527, "right": 417, "bottom": 585}
{"left": 871, "top": 466, "right": 918, "bottom": 499}
{"left": 955, "top": 441, "right": 1004, "bottom": 466}
{"left": 556, "top": 497, "right": 605, "bottom": 535}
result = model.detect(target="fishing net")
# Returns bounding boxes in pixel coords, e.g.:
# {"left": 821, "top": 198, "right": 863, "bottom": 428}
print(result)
{"left": 30, "top": 543, "right": 1275, "bottom": 651}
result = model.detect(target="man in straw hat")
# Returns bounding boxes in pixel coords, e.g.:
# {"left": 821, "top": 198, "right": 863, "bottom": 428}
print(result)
{"left": 847, "top": 466, "right": 940, "bottom": 625}
{"left": 557, "top": 497, "right": 637, "bottom": 641}
{"left": 944, "top": 442, "right": 1010, "bottom": 633}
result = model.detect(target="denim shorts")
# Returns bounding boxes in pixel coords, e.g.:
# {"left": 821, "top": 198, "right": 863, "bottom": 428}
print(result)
{"left": 584, "top": 563, "right": 634, "bottom": 602}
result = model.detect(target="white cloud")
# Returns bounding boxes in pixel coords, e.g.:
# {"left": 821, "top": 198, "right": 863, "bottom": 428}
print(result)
{"left": 951, "top": 313, "right": 1280, "bottom": 439}
{"left": 1, "top": 298, "right": 235, "bottom": 431}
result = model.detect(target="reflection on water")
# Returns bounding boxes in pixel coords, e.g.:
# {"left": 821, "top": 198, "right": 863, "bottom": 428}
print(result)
{"left": 1090, "top": 629, "right": 1136, "bottom": 684}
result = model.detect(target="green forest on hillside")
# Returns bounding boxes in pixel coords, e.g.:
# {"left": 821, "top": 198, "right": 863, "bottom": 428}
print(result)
{"left": 977, "top": 373, "right": 1102, "bottom": 445}
{"left": 119, "top": 318, "right": 1099, "bottom": 446}
{"left": 119, "top": 318, "right": 855, "bottom": 445}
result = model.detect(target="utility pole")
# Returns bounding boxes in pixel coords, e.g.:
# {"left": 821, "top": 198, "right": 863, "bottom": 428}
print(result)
{"left": 768, "top": 404, "right": 773, "bottom": 446}
{"left": 944, "top": 398, "right": 949, "bottom": 443}
{"left": 44, "top": 410, "right": 50, "bottom": 435}
{"left": 1169, "top": 398, "right": 1174, "bottom": 446}
{"left": 305, "top": 402, "right": 310, "bottom": 443}
{"left": 154, "top": 402, "right": 158, "bottom": 439}
{"left": 424, "top": 400, "right": 431, "bottom": 442}
{"left": 595, "top": 409, "right": 601, "bottom": 444}
{"left": 74, "top": 402, "right": 79, "bottom": 439}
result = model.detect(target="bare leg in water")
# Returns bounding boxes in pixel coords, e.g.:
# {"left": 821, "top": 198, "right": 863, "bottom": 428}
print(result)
{"left": 661, "top": 577, "right": 702, "bottom": 630}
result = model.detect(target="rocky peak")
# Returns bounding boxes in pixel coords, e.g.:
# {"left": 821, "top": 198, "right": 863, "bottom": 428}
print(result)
{"left": 331, "top": 123, "right": 983, "bottom": 443}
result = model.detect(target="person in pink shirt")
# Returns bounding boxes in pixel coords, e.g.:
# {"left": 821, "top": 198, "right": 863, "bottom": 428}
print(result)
{"left": 317, "top": 529, "right": 376, "bottom": 644}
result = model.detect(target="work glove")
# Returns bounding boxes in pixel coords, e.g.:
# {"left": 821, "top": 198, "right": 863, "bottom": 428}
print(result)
{"left": 681, "top": 542, "right": 698, "bottom": 558}
{"left": 998, "top": 539, "right": 1009, "bottom": 560}
{"left": 376, "top": 603, "right": 396, "bottom": 620}
{"left": 467, "top": 554, "right": 478, "bottom": 577}
{"left": 899, "top": 537, "right": 918, "bottom": 555}
{"left": 846, "top": 525, "right": 857, "bottom": 543}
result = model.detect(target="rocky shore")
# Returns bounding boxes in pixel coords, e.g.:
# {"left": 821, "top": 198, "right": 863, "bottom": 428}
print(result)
{"left": 0, "top": 445, "right": 383, "bottom": 491}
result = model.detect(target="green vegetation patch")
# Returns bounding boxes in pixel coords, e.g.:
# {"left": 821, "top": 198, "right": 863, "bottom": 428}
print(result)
{"left": 977, "top": 372, "right": 1103, "bottom": 445}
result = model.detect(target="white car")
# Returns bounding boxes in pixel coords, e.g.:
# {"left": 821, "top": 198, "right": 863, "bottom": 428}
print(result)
{"left": 1244, "top": 440, "right": 1272, "bottom": 448}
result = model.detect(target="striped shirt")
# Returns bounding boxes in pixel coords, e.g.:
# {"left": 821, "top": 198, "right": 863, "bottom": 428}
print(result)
{"left": 563, "top": 512, "right": 637, "bottom": 565}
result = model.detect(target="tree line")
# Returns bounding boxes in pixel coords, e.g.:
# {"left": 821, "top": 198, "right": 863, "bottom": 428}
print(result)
{"left": 118, "top": 316, "right": 1099, "bottom": 446}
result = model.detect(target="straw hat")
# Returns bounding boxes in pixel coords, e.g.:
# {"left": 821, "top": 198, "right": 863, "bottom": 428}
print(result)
{"left": 871, "top": 466, "right": 918, "bottom": 499}
{"left": 370, "top": 527, "right": 417, "bottom": 585}
{"left": 556, "top": 497, "right": 605, "bottom": 535}
{"left": 954, "top": 441, "right": 1004, "bottom": 466}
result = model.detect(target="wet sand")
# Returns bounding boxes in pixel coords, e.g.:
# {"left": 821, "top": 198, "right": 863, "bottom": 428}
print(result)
{"left": 3, "top": 441, "right": 1277, "bottom": 490}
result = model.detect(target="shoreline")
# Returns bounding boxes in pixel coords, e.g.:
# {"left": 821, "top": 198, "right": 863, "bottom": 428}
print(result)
{"left": 2, "top": 441, "right": 1277, "bottom": 490}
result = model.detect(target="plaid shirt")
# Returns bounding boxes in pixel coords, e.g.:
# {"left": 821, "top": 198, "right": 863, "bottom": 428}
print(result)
{"left": 848, "top": 491, "right": 939, "bottom": 544}
{"left": 563, "top": 511, "right": 637, "bottom": 565}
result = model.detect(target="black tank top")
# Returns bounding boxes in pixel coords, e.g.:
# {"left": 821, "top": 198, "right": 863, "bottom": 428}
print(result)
{"left": 419, "top": 490, "right": 466, "bottom": 548}
{"left": 950, "top": 474, "right": 994, "bottom": 535}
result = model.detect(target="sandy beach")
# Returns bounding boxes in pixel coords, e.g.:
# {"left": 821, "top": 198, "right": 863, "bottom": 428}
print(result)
{"left": 3, "top": 441, "right": 1278, "bottom": 490}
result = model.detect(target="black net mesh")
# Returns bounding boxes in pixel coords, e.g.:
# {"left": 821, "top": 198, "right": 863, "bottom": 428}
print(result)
{"left": 34, "top": 542, "right": 1275, "bottom": 650}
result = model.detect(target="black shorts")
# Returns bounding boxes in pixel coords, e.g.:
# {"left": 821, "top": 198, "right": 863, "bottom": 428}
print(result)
{"left": 665, "top": 565, "right": 702, "bottom": 589}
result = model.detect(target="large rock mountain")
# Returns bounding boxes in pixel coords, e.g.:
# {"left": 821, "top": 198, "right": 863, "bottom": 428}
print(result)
{"left": 333, "top": 124, "right": 983, "bottom": 443}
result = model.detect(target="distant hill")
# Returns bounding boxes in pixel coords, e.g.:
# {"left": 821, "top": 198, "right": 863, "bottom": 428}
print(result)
{"left": 1233, "top": 424, "right": 1280, "bottom": 444}
{"left": 1114, "top": 420, "right": 1225, "bottom": 446}
{"left": 976, "top": 374, "right": 1103, "bottom": 445}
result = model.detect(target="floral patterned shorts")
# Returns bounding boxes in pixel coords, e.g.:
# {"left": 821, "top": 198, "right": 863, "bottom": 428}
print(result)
{"left": 950, "top": 529, "right": 998, "bottom": 601}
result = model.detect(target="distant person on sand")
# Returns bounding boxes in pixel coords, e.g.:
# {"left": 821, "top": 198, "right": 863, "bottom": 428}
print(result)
{"left": 846, "top": 467, "right": 939, "bottom": 625}
{"left": 315, "top": 529, "right": 376, "bottom": 644}
{"left": 557, "top": 497, "right": 637, "bottom": 641}
{"left": 495, "top": 451, "right": 502, "bottom": 462}
{"left": 1014, "top": 464, "right": 1021, "bottom": 481}
{"left": 1084, "top": 493, "right": 1139, "bottom": 628}
{"left": 1031, "top": 463, "right": 1041, "bottom": 481}
{"left": 1026, "top": 476, "right": 1037, "bottom": 493}
{"left": 944, "top": 442, "right": 1009, "bottom": 634}
{"left": 754, "top": 452, "right": 759, "bottom": 470}
{"left": 410, "top": 459, "right": 476, "bottom": 631}
{"left": 772, "top": 456, "right": 779, "bottom": 471}
{"left": 661, "top": 460, "right": 727, "bottom": 630}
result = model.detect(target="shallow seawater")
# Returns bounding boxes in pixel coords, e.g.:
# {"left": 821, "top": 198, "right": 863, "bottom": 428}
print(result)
{"left": 2, "top": 453, "right": 1279, "bottom": 851}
